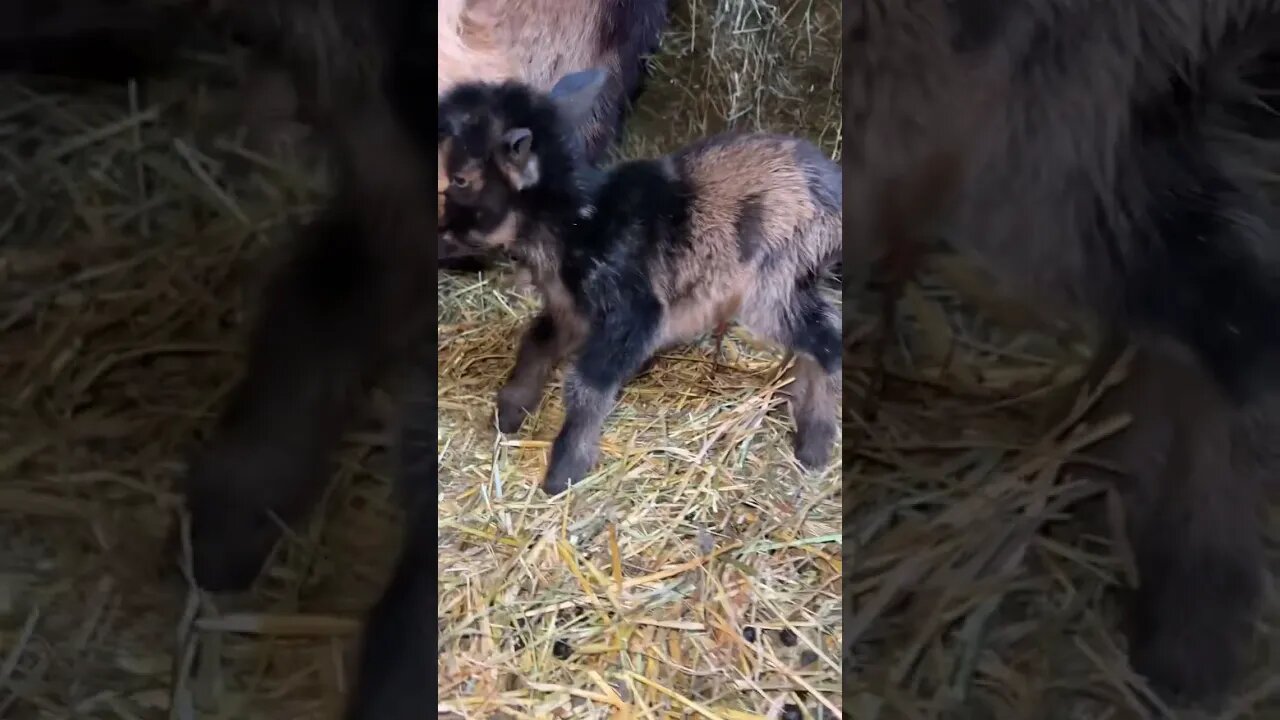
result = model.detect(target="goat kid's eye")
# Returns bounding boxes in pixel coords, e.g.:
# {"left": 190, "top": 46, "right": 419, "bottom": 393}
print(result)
{"left": 450, "top": 174, "right": 470, "bottom": 189}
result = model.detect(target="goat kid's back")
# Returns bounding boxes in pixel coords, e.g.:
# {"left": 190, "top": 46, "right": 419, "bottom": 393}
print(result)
{"left": 641, "top": 133, "right": 843, "bottom": 349}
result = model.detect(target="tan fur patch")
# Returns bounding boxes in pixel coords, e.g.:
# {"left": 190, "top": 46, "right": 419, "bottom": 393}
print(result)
{"left": 437, "top": 139, "right": 452, "bottom": 194}
{"left": 661, "top": 281, "right": 748, "bottom": 346}
{"left": 653, "top": 134, "right": 840, "bottom": 346}
{"left": 438, "top": 0, "right": 518, "bottom": 93}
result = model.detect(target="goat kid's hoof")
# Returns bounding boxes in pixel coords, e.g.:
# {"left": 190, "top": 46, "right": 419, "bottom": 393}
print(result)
{"left": 188, "top": 506, "right": 281, "bottom": 592}
{"left": 1125, "top": 561, "right": 1255, "bottom": 710}
{"left": 542, "top": 456, "right": 592, "bottom": 496}
{"left": 496, "top": 388, "right": 536, "bottom": 435}
{"left": 184, "top": 469, "right": 284, "bottom": 592}
{"left": 541, "top": 472, "right": 574, "bottom": 496}
{"left": 793, "top": 421, "right": 836, "bottom": 470}
{"left": 1128, "top": 612, "right": 1239, "bottom": 710}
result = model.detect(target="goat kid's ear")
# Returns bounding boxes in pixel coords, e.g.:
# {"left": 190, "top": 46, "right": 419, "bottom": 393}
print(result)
{"left": 547, "top": 67, "right": 608, "bottom": 127}
{"left": 499, "top": 127, "right": 539, "bottom": 189}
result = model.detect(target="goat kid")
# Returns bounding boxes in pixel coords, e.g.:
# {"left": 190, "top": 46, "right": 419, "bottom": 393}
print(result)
{"left": 439, "top": 69, "right": 843, "bottom": 494}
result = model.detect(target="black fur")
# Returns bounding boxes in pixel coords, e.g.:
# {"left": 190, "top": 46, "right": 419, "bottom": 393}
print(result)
{"left": 439, "top": 80, "right": 593, "bottom": 252}
{"left": 794, "top": 140, "right": 843, "bottom": 215}
{"left": 383, "top": 0, "right": 434, "bottom": 153}
{"left": 186, "top": 205, "right": 381, "bottom": 593}
{"left": 563, "top": 161, "right": 695, "bottom": 297}
{"left": 441, "top": 77, "right": 841, "bottom": 493}
{"left": 0, "top": 0, "right": 192, "bottom": 82}
{"left": 847, "top": 0, "right": 1280, "bottom": 706}
{"left": 1127, "top": 501, "right": 1262, "bottom": 703}
{"left": 595, "top": 0, "right": 670, "bottom": 155}
{"left": 946, "top": 0, "right": 1015, "bottom": 54}
{"left": 437, "top": 0, "right": 669, "bottom": 266}
{"left": 344, "top": 363, "right": 433, "bottom": 718}
{"left": 528, "top": 313, "right": 557, "bottom": 346}
{"left": 1112, "top": 71, "right": 1280, "bottom": 401}
{"left": 788, "top": 270, "right": 841, "bottom": 374}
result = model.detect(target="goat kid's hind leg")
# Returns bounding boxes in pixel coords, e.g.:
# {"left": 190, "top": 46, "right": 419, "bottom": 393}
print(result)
{"left": 781, "top": 282, "right": 841, "bottom": 470}
{"left": 1085, "top": 344, "right": 1264, "bottom": 706}
{"left": 543, "top": 309, "right": 659, "bottom": 495}
{"left": 497, "top": 312, "right": 575, "bottom": 434}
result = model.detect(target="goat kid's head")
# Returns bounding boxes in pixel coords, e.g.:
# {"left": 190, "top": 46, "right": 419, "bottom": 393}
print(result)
{"left": 437, "top": 67, "right": 607, "bottom": 252}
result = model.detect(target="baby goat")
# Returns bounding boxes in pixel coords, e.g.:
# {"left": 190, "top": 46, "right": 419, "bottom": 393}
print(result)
{"left": 439, "top": 69, "right": 843, "bottom": 493}
{"left": 847, "top": 0, "right": 1280, "bottom": 706}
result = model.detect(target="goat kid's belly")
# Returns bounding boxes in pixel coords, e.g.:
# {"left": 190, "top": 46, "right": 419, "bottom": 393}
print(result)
{"left": 657, "top": 272, "right": 796, "bottom": 349}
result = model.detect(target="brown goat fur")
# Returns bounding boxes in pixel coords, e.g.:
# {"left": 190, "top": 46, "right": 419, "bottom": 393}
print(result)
{"left": 847, "top": 0, "right": 1280, "bottom": 704}
{"left": 439, "top": 70, "right": 843, "bottom": 494}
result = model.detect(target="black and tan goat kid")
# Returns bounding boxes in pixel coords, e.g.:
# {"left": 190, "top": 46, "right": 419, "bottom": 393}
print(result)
{"left": 847, "top": 0, "right": 1280, "bottom": 706}
{"left": 439, "top": 69, "right": 843, "bottom": 494}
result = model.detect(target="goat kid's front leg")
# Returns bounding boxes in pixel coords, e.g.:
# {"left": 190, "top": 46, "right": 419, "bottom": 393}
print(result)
{"left": 783, "top": 282, "right": 842, "bottom": 470}
{"left": 497, "top": 312, "right": 575, "bottom": 434}
{"left": 787, "top": 354, "right": 841, "bottom": 470}
{"left": 1083, "top": 342, "right": 1266, "bottom": 707}
{"left": 543, "top": 313, "right": 657, "bottom": 495}
{"left": 186, "top": 207, "right": 431, "bottom": 592}
{"left": 184, "top": 105, "right": 435, "bottom": 593}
